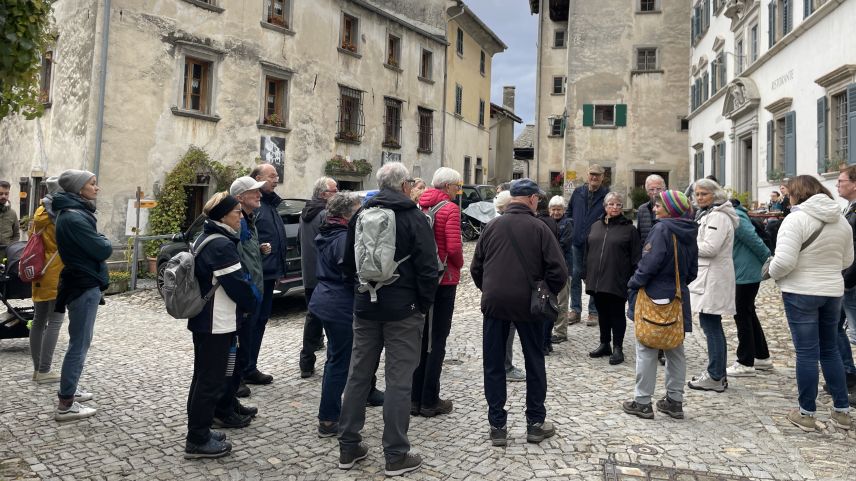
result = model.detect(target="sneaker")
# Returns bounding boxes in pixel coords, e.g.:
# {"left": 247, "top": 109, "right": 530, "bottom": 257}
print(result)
{"left": 567, "top": 311, "right": 581, "bottom": 325}
{"left": 754, "top": 358, "right": 774, "bottom": 371}
{"left": 184, "top": 437, "right": 232, "bottom": 459}
{"left": 489, "top": 425, "right": 507, "bottom": 447}
{"left": 318, "top": 421, "right": 338, "bottom": 438}
{"left": 585, "top": 313, "right": 599, "bottom": 327}
{"left": 506, "top": 367, "right": 526, "bottom": 382}
{"left": 366, "top": 387, "right": 384, "bottom": 407}
{"left": 608, "top": 346, "right": 624, "bottom": 365}
{"left": 33, "top": 371, "right": 61, "bottom": 384}
{"left": 526, "top": 420, "right": 556, "bottom": 443}
{"left": 236, "top": 382, "right": 251, "bottom": 398}
{"left": 655, "top": 396, "right": 684, "bottom": 419}
{"left": 338, "top": 443, "right": 369, "bottom": 470}
{"left": 829, "top": 410, "right": 852, "bottom": 430}
{"left": 726, "top": 362, "right": 756, "bottom": 377}
{"left": 212, "top": 412, "right": 252, "bottom": 429}
{"left": 55, "top": 401, "right": 96, "bottom": 422}
{"left": 622, "top": 400, "right": 654, "bottom": 419}
{"left": 235, "top": 402, "right": 257, "bottom": 418}
{"left": 420, "top": 399, "right": 453, "bottom": 417}
{"left": 244, "top": 370, "right": 273, "bottom": 385}
{"left": 384, "top": 453, "right": 422, "bottom": 476}
{"left": 688, "top": 371, "right": 727, "bottom": 392}
{"left": 551, "top": 334, "right": 567, "bottom": 344}
{"left": 74, "top": 388, "right": 93, "bottom": 402}
{"left": 787, "top": 408, "right": 816, "bottom": 432}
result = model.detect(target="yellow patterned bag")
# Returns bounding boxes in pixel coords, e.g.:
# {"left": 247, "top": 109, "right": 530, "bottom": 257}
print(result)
{"left": 634, "top": 235, "right": 684, "bottom": 350}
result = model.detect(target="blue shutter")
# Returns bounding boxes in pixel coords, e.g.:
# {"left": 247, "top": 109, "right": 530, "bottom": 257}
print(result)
{"left": 768, "top": 2, "right": 777, "bottom": 47}
{"left": 767, "top": 119, "right": 774, "bottom": 176}
{"left": 783, "top": 0, "right": 792, "bottom": 35}
{"left": 718, "top": 141, "right": 726, "bottom": 184}
{"left": 701, "top": 151, "right": 705, "bottom": 179}
{"left": 704, "top": 0, "right": 710, "bottom": 31}
{"left": 848, "top": 83, "right": 856, "bottom": 165}
{"left": 804, "top": 0, "right": 812, "bottom": 18}
{"left": 817, "top": 96, "right": 827, "bottom": 173}
{"left": 784, "top": 111, "right": 796, "bottom": 177}
{"left": 691, "top": 83, "right": 697, "bottom": 110}
{"left": 704, "top": 70, "right": 710, "bottom": 101}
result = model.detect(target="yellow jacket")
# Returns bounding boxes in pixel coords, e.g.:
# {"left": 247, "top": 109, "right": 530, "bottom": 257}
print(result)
{"left": 30, "top": 205, "right": 64, "bottom": 302}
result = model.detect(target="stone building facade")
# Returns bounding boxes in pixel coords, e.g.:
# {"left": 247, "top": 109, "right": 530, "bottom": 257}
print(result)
{"left": 0, "top": 0, "right": 447, "bottom": 239}
{"left": 488, "top": 86, "right": 523, "bottom": 184}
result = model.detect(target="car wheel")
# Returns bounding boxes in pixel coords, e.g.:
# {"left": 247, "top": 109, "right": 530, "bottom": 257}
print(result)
{"left": 156, "top": 261, "right": 167, "bottom": 297}
{"left": 462, "top": 221, "right": 479, "bottom": 241}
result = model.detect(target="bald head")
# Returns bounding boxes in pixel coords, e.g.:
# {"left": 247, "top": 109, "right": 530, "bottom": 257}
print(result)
{"left": 252, "top": 164, "right": 279, "bottom": 192}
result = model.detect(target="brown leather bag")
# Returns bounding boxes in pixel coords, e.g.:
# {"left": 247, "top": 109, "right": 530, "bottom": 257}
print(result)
{"left": 634, "top": 234, "right": 685, "bottom": 350}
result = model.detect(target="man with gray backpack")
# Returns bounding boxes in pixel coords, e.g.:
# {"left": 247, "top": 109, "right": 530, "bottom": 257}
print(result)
{"left": 336, "top": 162, "right": 439, "bottom": 477}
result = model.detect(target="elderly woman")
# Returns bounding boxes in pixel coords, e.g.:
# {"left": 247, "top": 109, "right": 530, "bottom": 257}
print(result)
{"left": 411, "top": 167, "right": 464, "bottom": 416}
{"left": 687, "top": 179, "right": 738, "bottom": 393}
{"left": 768, "top": 175, "right": 853, "bottom": 431}
{"left": 623, "top": 191, "right": 697, "bottom": 419}
{"left": 185, "top": 192, "right": 258, "bottom": 459}
{"left": 312, "top": 192, "right": 363, "bottom": 436}
{"left": 584, "top": 192, "right": 641, "bottom": 365}
{"left": 549, "top": 196, "right": 574, "bottom": 343}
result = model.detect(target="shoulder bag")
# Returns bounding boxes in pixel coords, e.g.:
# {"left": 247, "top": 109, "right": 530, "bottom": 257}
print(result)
{"left": 507, "top": 229, "right": 559, "bottom": 323}
{"left": 634, "top": 234, "right": 685, "bottom": 350}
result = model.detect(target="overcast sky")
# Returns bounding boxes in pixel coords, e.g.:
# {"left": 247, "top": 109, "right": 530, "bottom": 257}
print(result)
{"left": 464, "top": 0, "right": 538, "bottom": 136}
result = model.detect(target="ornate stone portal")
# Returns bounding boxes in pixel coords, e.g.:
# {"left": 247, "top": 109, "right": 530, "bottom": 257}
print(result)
{"left": 722, "top": 77, "right": 760, "bottom": 119}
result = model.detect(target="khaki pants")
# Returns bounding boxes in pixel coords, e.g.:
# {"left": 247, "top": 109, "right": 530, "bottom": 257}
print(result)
{"left": 552, "top": 281, "right": 570, "bottom": 337}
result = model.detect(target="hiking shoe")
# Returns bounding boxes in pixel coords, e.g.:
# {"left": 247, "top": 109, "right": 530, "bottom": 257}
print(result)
{"left": 609, "top": 346, "right": 624, "bottom": 365}
{"left": 754, "top": 357, "right": 774, "bottom": 371}
{"left": 551, "top": 334, "right": 567, "bottom": 344}
{"left": 589, "top": 343, "right": 611, "bottom": 358}
{"left": 622, "top": 400, "right": 654, "bottom": 419}
{"left": 338, "top": 443, "right": 369, "bottom": 470}
{"left": 236, "top": 382, "right": 251, "bottom": 398}
{"left": 489, "top": 425, "right": 507, "bottom": 446}
{"left": 787, "top": 408, "right": 816, "bottom": 432}
{"left": 366, "top": 387, "right": 384, "bottom": 407}
{"left": 55, "top": 401, "right": 96, "bottom": 422}
{"left": 74, "top": 388, "right": 93, "bottom": 402}
{"left": 244, "top": 370, "right": 273, "bottom": 385}
{"left": 506, "top": 367, "right": 526, "bottom": 382}
{"left": 318, "top": 421, "right": 338, "bottom": 438}
{"left": 210, "top": 431, "right": 226, "bottom": 442}
{"left": 726, "top": 362, "right": 756, "bottom": 377}
{"left": 235, "top": 402, "right": 257, "bottom": 418}
{"left": 385, "top": 453, "right": 422, "bottom": 476}
{"left": 526, "top": 420, "right": 556, "bottom": 443}
{"left": 300, "top": 368, "right": 314, "bottom": 379}
{"left": 585, "top": 313, "right": 599, "bottom": 326}
{"left": 420, "top": 399, "right": 453, "bottom": 417}
{"left": 688, "top": 371, "right": 727, "bottom": 392}
{"left": 184, "top": 437, "right": 232, "bottom": 459}
{"left": 213, "top": 412, "right": 252, "bottom": 429}
{"left": 33, "top": 371, "right": 61, "bottom": 384}
{"left": 655, "top": 396, "right": 684, "bottom": 419}
{"left": 568, "top": 311, "right": 581, "bottom": 325}
{"left": 829, "top": 410, "right": 852, "bottom": 430}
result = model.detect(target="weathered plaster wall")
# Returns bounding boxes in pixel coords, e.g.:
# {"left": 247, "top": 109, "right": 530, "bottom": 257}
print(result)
{"left": 533, "top": 8, "right": 568, "bottom": 186}
{"left": 489, "top": 114, "right": 515, "bottom": 184}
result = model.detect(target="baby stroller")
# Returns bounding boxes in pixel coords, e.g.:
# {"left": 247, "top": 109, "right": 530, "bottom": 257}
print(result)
{"left": 1, "top": 241, "right": 34, "bottom": 342}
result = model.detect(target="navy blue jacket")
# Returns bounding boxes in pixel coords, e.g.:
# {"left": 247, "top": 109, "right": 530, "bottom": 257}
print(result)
{"left": 557, "top": 217, "right": 573, "bottom": 270}
{"left": 256, "top": 190, "right": 288, "bottom": 280}
{"left": 308, "top": 221, "right": 354, "bottom": 325}
{"left": 627, "top": 218, "right": 698, "bottom": 332}
{"left": 567, "top": 184, "right": 609, "bottom": 247}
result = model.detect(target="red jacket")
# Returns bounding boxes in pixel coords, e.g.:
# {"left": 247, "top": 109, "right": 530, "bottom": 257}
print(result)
{"left": 419, "top": 188, "right": 463, "bottom": 285}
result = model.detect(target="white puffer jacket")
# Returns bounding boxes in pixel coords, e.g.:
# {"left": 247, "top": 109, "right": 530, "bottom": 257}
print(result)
{"left": 769, "top": 193, "right": 854, "bottom": 296}
{"left": 690, "top": 202, "right": 739, "bottom": 315}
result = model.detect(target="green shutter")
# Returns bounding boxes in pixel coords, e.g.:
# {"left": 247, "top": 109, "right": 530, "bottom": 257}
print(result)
{"left": 784, "top": 111, "right": 796, "bottom": 177}
{"left": 848, "top": 83, "right": 856, "bottom": 165}
{"left": 768, "top": 2, "right": 776, "bottom": 48}
{"left": 582, "top": 104, "right": 594, "bottom": 127}
{"left": 615, "top": 104, "right": 627, "bottom": 127}
{"left": 817, "top": 96, "right": 827, "bottom": 173}
{"left": 718, "top": 141, "right": 726, "bottom": 185}
{"left": 766, "top": 119, "right": 774, "bottom": 176}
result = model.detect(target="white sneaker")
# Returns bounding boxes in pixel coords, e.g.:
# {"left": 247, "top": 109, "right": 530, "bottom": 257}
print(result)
{"left": 687, "top": 371, "right": 727, "bottom": 392}
{"left": 74, "top": 388, "right": 93, "bottom": 402}
{"left": 726, "top": 362, "right": 756, "bottom": 377}
{"left": 754, "top": 358, "right": 774, "bottom": 371}
{"left": 55, "top": 401, "right": 96, "bottom": 422}
{"left": 33, "top": 371, "right": 61, "bottom": 384}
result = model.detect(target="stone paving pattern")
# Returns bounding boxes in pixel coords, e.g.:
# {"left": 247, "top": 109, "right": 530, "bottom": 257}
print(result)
{"left": 1, "top": 242, "right": 855, "bottom": 480}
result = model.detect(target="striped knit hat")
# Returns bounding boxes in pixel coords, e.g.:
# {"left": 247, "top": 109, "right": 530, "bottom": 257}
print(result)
{"left": 658, "top": 190, "right": 691, "bottom": 218}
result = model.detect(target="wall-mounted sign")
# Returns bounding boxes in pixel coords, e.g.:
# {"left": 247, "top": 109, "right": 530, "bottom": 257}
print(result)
{"left": 260, "top": 136, "right": 286, "bottom": 182}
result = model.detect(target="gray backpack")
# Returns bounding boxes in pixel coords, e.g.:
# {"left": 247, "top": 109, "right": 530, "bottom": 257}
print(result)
{"left": 161, "top": 233, "right": 225, "bottom": 319}
{"left": 354, "top": 207, "right": 410, "bottom": 302}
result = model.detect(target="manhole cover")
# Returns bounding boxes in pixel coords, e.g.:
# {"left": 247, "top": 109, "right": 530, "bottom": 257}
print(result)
{"left": 604, "top": 461, "right": 755, "bottom": 481}
{"left": 630, "top": 444, "right": 659, "bottom": 455}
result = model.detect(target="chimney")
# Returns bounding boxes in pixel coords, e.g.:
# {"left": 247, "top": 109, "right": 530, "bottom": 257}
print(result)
{"left": 503, "top": 86, "right": 515, "bottom": 112}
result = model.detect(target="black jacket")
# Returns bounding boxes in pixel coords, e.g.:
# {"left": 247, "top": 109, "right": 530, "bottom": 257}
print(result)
{"left": 584, "top": 214, "right": 641, "bottom": 299}
{"left": 471, "top": 203, "right": 568, "bottom": 322}
{"left": 636, "top": 200, "right": 656, "bottom": 244}
{"left": 844, "top": 201, "right": 856, "bottom": 288}
{"left": 256, "top": 190, "right": 288, "bottom": 280}
{"left": 342, "top": 188, "right": 439, "bottom": 321}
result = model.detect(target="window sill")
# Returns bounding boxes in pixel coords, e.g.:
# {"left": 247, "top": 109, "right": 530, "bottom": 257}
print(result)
{"left": 257, "top": 123, "right": 292, "bottom": 134}
{"left": 417, "top": 76, "right": 435, "bottom": 85}
{"left": 635, "top": 10, "right": 662, "bottom": 14}
{"left": 480, "top": 72, "right": 485, "bottom": 77}
{"left": 453, "top": 113, "right": 463, "bottom": 119}
{"left": 591, "top": 124, "right": 617, "bottom": 129}
{"left": 181, "top": 0, "right": 224, "bottom": 13}
{"left": 335, "top": 135, "right": 362, "bottom": 145}
{"left": 631, "top": 69, "right": 664, "bottom": 75}
{"left": 383, "top": 63, "right": 403, "bottom": 73}
{"left": 382, "top": 141, "right": 401, "bottom": 149}
{"left": 171, "top": 107, "right": 221, "bottom": 122}
{"left": 417, "top": 148, "right": 433, "bottom": 154}
{"left": 547, "top": 134, "right": 563, "bottom": 138}
{"left": 550, "top": 92, "right": 565, "bottom": 96}
{"left": 338, "top": 47, "right": 362, "bottom": 59}
{"left": 260, "top": 21, "right": 295, "bottom": 36}
{"left": 551, "top": 45, "right": 567, "bottom": 49}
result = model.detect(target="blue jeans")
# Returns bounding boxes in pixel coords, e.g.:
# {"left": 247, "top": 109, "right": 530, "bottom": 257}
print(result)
{"left": 782, "top": 293, "right": 850, "bottom": 413}
{"left": 837, "top": 310, "right": 856, "bottom": 376}
{"left": 842, "top": 286, "right": 856, "bottom": 345}
{"left": 698, "top": 313, "right": 727, "bottom": 381}
{"left": 58, "top": 287, "right": 101, "bottom": 399}
{"left": 318, "top": 320, "right": 354, "bottom": 422}
{"left": 570, "top": 244, "right": 597, "bottom": 315}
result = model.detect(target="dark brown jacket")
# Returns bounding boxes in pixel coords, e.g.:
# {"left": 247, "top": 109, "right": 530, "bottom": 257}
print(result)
{"left": 471, "top": 202, "right": 568, "bottom": 322}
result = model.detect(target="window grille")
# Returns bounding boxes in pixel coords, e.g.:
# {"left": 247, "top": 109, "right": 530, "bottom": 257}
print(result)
{"left": 337, "top": 86, "right": 364, "bottom": 141}
{"left": 383, "top": 98, "right": 402, "bottom": 147}
{"left": 418, "top": 108, "right": 433, "bottom": 152}
{"left": 833, "top": 91, "right": 849, "bottom": 161}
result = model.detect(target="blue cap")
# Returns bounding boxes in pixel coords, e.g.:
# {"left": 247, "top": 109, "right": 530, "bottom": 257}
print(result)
{"left": 509, "top": 178, "right": 545, "bottom": 197}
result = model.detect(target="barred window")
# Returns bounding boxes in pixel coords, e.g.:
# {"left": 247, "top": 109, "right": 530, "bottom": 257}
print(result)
{"left": 833, "top": 91, "right": 849, "bottom": 162}
{"left": 418, "top": 107, "right": 433, "bottom": 152}
{"left": 383, "top": 97, "right": 402, "bottom": 147}
{"left": 337, "top": 86, "right": 364, "bottom": 142}
{"left": 454, "top": 84, "right": 463, "bottom": 115}
{"left": 639, "top": 0, "right": 657, "bottom": 12}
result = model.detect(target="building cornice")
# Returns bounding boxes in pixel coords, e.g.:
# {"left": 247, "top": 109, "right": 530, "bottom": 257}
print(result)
{"left": 815, "top": 64, "right": 856, "bottom": 89}
{"left": 764, "top": 97, "right": 792, "bottom": 115}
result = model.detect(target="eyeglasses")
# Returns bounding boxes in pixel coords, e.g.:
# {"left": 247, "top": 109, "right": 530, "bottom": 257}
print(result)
{"left": 837, "top": 179, "right": 853, "bottom": 186}
{"left": 606, "top": 202, "right": 623, "bottom": 208}
{"left": 646, "top": 187, "right": 664, "bottom": 193}
{"left": 404, "top": 179, "right": 416, "bottom": 187}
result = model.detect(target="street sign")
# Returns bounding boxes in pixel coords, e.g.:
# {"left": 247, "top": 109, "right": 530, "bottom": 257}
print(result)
{"left": 134, "top": 200, "right": 158, "bottom": 209}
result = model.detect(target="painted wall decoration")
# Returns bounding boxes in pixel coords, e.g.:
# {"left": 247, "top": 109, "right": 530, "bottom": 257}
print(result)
{"left": 260, "top": 136, "right": 286, "bottom": 182}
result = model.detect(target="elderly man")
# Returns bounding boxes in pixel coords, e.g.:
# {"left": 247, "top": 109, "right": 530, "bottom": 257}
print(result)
{"left": 567, "top": 164, "right": 609, "bottom": 326}
{"left": 337, "top": 162, "right": 438, "bottom": 477}
{"left": 636, "top": 174, "right": 666, "bottom": 245}
{"left": 472, "top": 178, "right": 567, "bottom": 447}
{"left": 0, "top": 180, "right": 20, "bottom": 260}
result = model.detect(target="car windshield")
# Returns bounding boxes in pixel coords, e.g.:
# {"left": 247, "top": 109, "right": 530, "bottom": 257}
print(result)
{"left": 277, "top": 199, "right": 307, "bottom": 217}
{"left": 478, "top": 186, "right": 496, "bottom": 201}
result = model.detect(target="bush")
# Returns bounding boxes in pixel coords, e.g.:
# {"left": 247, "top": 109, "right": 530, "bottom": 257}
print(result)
{"left": 630, "top": 187, "right": 648, "bottom": 209}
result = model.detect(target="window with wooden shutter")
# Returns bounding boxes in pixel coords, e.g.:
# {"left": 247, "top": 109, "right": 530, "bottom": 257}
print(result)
{"left": 420, "top": 50, "right": 433, "bottom": 80}
{"left": 456, "top": 28, "right": 464, "bottom": 56}
{"left": 615, "top": 104, "right": 627, "bottom": 127}
{"left": 263, "top": 76, "right": 288, "bottom": 127}
{"left": 39, "top": 50, "right": 53, "bottom": 104}
{"left": 717, "top": 141, "right": 726, "bottom": 184}
{"left": 818, "top": 96, "right": 828, "bottom": 172}
{"left": 782, "top": 0, "right": 792, "bottom": 36}
{"left": 768, "top": 2, "right": 777, "bottom": 47}
{"left": 766, "top": 120, "right": 775, "bottom": 178}
{"left": 478, "top": 99, "right": 485, "bottom": 126}
{"left": 265, "top": 0, "right": 289, "bottom": 28}
{"left": 480, "top": 51, "right": 485, "bottom": 75}
{"left": 582, "top": 104, "right": 594, "bottom": 127}
{"left": 784, "top": 111, "right": 796, "bottom": 176}
{"left": 386, "top": 34, "right": 401, "bottom": 67}
{"left": 341, "top": 13, "right": 359, "bottom": 52}
{"left": 832, "top": 89, "right": 849, "bottom": 164}
{"left": 183, "top": 57, "right": 211, "bottom": 113}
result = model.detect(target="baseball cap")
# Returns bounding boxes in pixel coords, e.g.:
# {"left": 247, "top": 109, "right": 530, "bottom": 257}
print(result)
{"left": 230, "top": 176, "right": 266, "bottom": 196}
{"left": 588, "top": 164, "right": 605, "bottom": 175}
{"left": 509, "top": 178, "right": 546, "bottom": 197}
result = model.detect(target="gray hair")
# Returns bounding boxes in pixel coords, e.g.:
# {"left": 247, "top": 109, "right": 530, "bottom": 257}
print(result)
{"left": 548, "top": 195, "right": 566, "bottom": 208}
{"left": 431, "top": 167, "right": 463, "bottom": 188}
{"left": 694, "top": 178, "right": 728, "bottom": 203}
{"left": 312, "top": 176, "right": 336, "bottom": 199}
{"left": 645, "top": 174, "right": 665, "bottom": 188}
{"left": 603, "top": 191, "right": 624, "bottom": 207}
{"left": 326, "top": 191, "right": 360, "bottom": 219}
{"left": 377, "top": 162, "right": 410, "bottom": 192}
{"left": 494, "top": 190, "right": 512, "bottom": 213}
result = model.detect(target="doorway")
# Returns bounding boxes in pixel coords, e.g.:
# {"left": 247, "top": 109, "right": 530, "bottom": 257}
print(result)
{"left": 633, "top": 170, "right": 670, "bottom": 188}
{"left": 738, "top": 136, "right": 753, "bottom": 199}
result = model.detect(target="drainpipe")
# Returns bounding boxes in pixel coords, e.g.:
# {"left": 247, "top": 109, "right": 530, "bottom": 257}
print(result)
{"left": 441, "top": 2, "right": 466, "bottom": 168}
{"left": 92, "top": 0, "right": 111, "bottom": 177}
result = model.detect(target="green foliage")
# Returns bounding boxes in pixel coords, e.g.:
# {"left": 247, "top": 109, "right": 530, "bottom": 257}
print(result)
{"left": 630, "top": 186, "right": 649, "bottom": 209}
{"left": 825, "top": 154, "right": 845, "bottom": 173}
{"left": 108, "top": 270, "right": 130, "bottom": 282}
{"left": 724, "top": 187, "right": 751, "bottom": 207}
{"left": 325, "top": 155, "right": 373, "bottom": 176}
{"left": 767, "top": 168, "right": 785, "bottom": 182}
{"left": 0, "top": 0, "right": 54, "bottom": 120}
{"left": 144, "top": 146, "right": 250, "bottom": 257}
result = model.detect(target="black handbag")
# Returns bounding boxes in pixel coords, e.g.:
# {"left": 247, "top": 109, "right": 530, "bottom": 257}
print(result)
{"left": 508, "top": 230, "right": 559, "bottom": 322}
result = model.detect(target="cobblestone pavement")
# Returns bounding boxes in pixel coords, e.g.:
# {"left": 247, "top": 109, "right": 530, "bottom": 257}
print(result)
{"left": 2, "top": 242, "right": 855, "bottom": 481}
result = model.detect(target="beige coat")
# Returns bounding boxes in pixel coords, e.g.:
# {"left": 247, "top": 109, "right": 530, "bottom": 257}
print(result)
{"left": 689, "top": 202, "right": 739, "bottom": 316}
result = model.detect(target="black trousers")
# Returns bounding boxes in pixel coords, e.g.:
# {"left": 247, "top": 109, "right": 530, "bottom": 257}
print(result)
{"left": 593, "top": 292, "right": 627, "bottom": 346}
{"left": 411, "top": 285, "right": 456, "bottom": 408}
{"left": 215, "top": 316, "right": 254, "bottom": 418}
{"left": 187, "top": 332, "right": 234, "bottom": 445}
{"left": 734, "top": 282, "right": 770, "bottom": 366}
{"left": 300, "top": 287, "right": 325, "bottom": 372}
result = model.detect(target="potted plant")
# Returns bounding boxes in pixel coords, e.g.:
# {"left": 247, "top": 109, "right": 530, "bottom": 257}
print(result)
{"left": 342, "top": 41, "right": 357, "bottom": 52}
{"left": 264, "top": 113, "right": 284, "bottom": 127}
{"left": 324, "top": 155, "right": 373, "bottom": 177}
{"left": 267, "top": 16, "right": 288, "bottom": 28}
{"left": 825, "top": 154, "right": 845, "bottom": 173}
{"left": 767, "top": 168, "right": 785, "bottom": 182}
{"left": 387, "top": 55, "right": 398, "bottom": 67}
{"left": 106, "top": 271, "right": 131, "bottom": 295}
